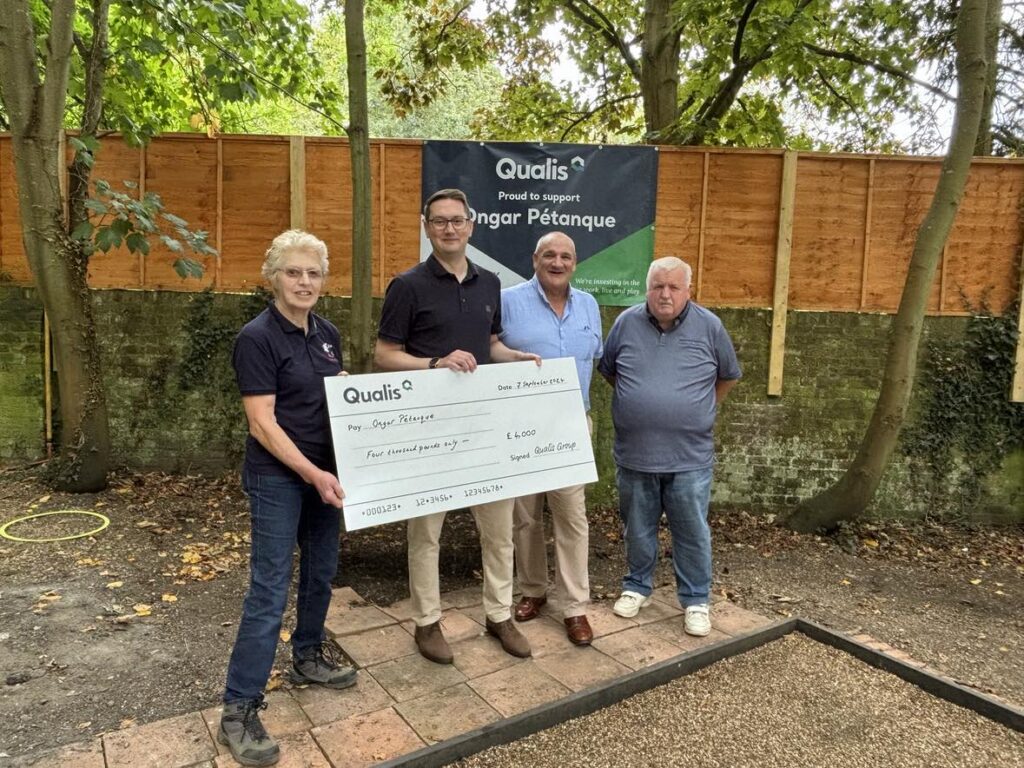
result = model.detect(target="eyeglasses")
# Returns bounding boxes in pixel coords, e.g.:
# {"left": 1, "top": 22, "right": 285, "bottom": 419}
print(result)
{"left": 279, "top": 267, "right": 324, "bottom": 281}
{"left": 427, "top": 216, "right": 471, "bottom": 231}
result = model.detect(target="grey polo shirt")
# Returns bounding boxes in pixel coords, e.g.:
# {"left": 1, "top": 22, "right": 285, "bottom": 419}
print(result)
{"left": 597, "top": 301, "right": 741, "bottom": 473}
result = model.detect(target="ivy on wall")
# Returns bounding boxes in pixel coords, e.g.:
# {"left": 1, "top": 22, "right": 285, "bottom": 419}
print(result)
{"left": 902, "top": 303, "right": 1024, "bottom": 511}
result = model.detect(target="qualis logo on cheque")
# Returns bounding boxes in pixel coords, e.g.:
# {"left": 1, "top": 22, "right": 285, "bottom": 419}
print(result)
{"left": 343, "top": 380, "right": 413, "bottom": 404}
{"left": 495, "top": 156, "right": 585, "bottom": 181}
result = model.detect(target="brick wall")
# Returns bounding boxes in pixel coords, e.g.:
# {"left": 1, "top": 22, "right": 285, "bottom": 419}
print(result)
{"left": 0, "top": 288, "right": 44, "bottom": 460}
{"left": 2, "top": 287, "right": 1020, "bottom": 522}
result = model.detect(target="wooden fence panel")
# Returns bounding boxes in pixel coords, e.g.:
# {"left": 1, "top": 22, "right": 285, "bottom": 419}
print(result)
{"left": 143, "top": 138, "right": 219, "bottom": 291}
{"left": 219, "top": 138, "right": 290, "bottom": 291}
{"left": 381, "top": 143, "right": 423, "bottom": 287}
{"left": 85, "top": 140, "right": 142, "bottom": 289}
{"left": 3, "top": 134, "right": 1022, "bottom": 316}
{"left": 941, "top": 163, "right": 1024, "bottom": 313}
{"left": 652, "top": 150, "right": 703, "bottom": 296}
{"left": 863, "top": 160, "right": 943, "bottom": 313}
{"left": 701, "top": 152, "right": 781, "bottom": 306}
{"left": 305, "top": 139, "right": 353, "bottom": 296}
{"left": 0, "top": 136, "right": 32, "bottom": 283}
{"left": 790, "top": 157, "right": 869, "bottom": 310}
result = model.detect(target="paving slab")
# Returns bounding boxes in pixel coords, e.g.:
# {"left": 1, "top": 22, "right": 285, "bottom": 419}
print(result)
{"left": 336, "top": 623, "right": 419, "bottom": 667}
{"left": 591, "top": 626, "right": 689, "bottom": 671}
{"left": 201, "top": 690, "right": 312, "bottom": 755}
{"left": 291, "top": 670, "right": 394, "bottom": 727}
{"left": 367, "top": 652, "right": 467, "bottom": 702}
{"left": 711, "top": 601, "right": 774, "bottom": 636}
{"left": 312, "top": 707, "right": 425, "bottom": 767}
{"left": 632, "top": 597, "right": 684, "bottom": 625}
{"left": 441, "top": 586, "right": 485, "bottom": 608}
{"left": 642, "top": 616, "right": 732, "bottom": 651}
{"left": 512, "top": 614, "right": 573, "bottom": 657}
{"left": 324, "top": 591, "right": 397, "bottom": 637}
{"left": 585, "top": 601, "right": 639, "bottom": 637}
{"left": 213, "top": 731, "right": 331, "bottom": 768}
{"left": 450, "top": 633, "right": 528, "bottom": 679}
{"left": 467, "top": 660, "right": 571, "bottom": 717}
{"left": 533, "top": 646, "right": 634, "bottom": 692}
{"left": 103, "top": 712, "right": 217, "bottom": 768}
{"left": 14, "top": 738, "right": 105, "bottom": 768}
{"left": 395, "top": 683, "right": 502, "bottom": 743}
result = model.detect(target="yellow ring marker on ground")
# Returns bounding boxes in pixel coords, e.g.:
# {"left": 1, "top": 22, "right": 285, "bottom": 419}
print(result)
{"left": 0, "top": 509, "right": 111, "bottom": 543}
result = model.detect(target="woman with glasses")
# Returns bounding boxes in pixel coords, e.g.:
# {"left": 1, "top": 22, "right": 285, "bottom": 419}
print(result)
{"left": 219, "top": 229, "right": 355, "bottom": 767}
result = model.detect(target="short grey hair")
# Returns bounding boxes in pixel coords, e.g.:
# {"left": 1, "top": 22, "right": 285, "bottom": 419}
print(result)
{"left": 534, "top": 231, "right": 576, "bottom": 255}
{"left": 261, "top": 229, "right": 329, "bottom": 280}
{"left": 647, "top": 256, "right": 692, "bottom": 290}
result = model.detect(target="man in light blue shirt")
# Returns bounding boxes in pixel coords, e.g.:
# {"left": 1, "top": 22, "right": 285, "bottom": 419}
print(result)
{"left": 500, "top": 232, "right": 603, "bottom": 645}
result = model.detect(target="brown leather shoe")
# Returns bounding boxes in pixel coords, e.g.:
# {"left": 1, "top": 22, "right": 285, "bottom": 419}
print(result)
{"left": 485, "top": 618, "right": 532, "bottom": 658}
{"left": 564, "top": 615, "right": 593, "bottom": 646}
{"left": 414, "top": 620, "right": 453, "bottom": 664}
{"left": 514, "top": 595, "right": 547, "bottom": 622}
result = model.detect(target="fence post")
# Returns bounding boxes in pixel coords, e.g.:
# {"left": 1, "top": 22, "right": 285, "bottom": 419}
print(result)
{"left": 290, "top": 136, "right": 306, "bottom": 230}
{"left": 767, "top": 150, "right": 797, "bottom": 397}
{"left": 859, "top": 158, "right": 875, "bottom": 310}
{"left": 1012, "top": 238, "right": 1024, "bottom": 402}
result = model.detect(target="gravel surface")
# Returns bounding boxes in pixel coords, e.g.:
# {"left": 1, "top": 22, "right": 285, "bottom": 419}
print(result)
{"left": 456, "top": 634, "right": 1024, "bottom": 768}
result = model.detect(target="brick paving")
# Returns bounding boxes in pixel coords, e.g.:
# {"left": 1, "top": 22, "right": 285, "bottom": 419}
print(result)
{"left": 16, "top": 587, "right": 801, "bottom": 767}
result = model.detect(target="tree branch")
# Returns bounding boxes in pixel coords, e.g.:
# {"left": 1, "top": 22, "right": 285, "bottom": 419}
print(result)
{"left": 562, "top": 0, "right": 641, "bottom": 82}
{"left": 557, "top": 91, "right": 640, "bottom": 141}
{"left": 802, "top": 42, "right": 955, "bottom": 101}
{"left": 40, "top": 0, "right": 77, "bottom": 139}
{"left": 733, "top": 0, "right": 761, "bottom": 65}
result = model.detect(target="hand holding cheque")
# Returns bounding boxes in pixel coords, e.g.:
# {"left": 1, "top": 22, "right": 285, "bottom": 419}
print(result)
{"left": 325, "top": 357, "right": 597, "bottom": 531}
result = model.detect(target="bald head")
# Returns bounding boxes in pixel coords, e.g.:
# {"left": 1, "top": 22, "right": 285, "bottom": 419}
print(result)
{"left": 533, "top": 231, "right": 577, "bottom": 299}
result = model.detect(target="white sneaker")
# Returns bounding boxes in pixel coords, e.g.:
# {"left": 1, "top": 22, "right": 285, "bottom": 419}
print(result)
{"left": 612, "top": 591, "right": 652, "bottom": 618}
{"left": 684, "top": 604, "right": 711, "bottom": 637}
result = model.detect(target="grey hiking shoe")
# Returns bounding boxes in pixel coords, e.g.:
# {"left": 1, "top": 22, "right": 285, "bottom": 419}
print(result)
{"left": 290, "top": 639, "right": 358, "bottom": 689}
{"left": 218, "top": 696, "right": 279, "bottom": 767}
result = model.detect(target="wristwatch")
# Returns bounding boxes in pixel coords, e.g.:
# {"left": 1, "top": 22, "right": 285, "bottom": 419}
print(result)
{"left": 428, "top": 357, "right": 440, "bottom": 369}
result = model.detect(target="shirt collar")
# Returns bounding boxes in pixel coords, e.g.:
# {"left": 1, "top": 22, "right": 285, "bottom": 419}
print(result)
{"left": 645, "top": 300, "right": 690, "bottom": 332}
{"left": 269, "top": 302, "right": 319, "bottom": 336}
{"left": 529, "top": 274, "right": 573, "bottom": 309}
{"left": 427, "top": 253, "right": 478, "bottom": 282}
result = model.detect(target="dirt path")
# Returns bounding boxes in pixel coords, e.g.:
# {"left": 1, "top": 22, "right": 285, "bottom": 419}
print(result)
{"left": 0, "top": 469, "right": 1020, "bottom": 760}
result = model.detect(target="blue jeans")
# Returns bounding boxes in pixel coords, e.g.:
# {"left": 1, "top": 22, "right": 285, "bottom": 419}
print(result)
{"left": 223, "top": 470, "right": 340, "bottom": 702}
{"left": 616, "top": 465, "right": 713, "bottom": 608}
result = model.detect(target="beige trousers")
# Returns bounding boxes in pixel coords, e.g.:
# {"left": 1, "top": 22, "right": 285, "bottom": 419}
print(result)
{"left": 407, "top": 498, "right": 515, "bottom": 626}
{"left": 513, "top": 483, "right": 590, "bottom": 618}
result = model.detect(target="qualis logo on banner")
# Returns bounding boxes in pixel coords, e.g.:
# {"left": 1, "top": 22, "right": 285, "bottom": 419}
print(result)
{"left": 495, "top": 157, "right": 573, "bottom": 181}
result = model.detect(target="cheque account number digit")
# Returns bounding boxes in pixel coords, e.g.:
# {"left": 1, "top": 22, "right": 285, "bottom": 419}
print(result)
{"left": 464, "top": 484, "right": 503, "bottom": 497}
{"left": 364, "top": 503, "right": 399, "bottom": 516}
{"left": 506, "top": 429, "right": 536, "bottom": 440}
{"left": 416, "top": 493, "right": 453, "bottom": 507}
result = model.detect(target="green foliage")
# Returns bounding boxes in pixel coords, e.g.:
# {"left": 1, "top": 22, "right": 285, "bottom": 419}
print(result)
{"left": 179, "top": 286, "right": 270, "bottom": 391}
{"left": 388, "top": 0, "right": 1018, "bottom": 151}
{"left": 68, "top": 141, "right": 217, "bottom": 280}
{"left": 902, "top": 303, "right": 1024, "bottom": 505}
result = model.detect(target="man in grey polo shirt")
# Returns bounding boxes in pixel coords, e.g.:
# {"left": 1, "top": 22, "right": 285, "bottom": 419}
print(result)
{"left": 598, "top": 256, "right": 740, "bottom": 636}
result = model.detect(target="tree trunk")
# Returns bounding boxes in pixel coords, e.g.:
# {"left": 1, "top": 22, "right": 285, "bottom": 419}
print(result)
{"left": 345, "top": 0, "right": 374, "bottom": 373}
{"left": 784, "top": 0, "right": 991, "bottom": 533}
{"left": 640, "top": 0, "right": 681, "bottom": 142}
{"left": 974, "top": 0, "right": 1001, "bottom": 155}
{"left": 0, "top": 1, "right": 111, "bottom": 491}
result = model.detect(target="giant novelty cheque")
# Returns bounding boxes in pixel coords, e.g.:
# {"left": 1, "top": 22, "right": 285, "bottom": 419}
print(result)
{"left": 325, "top": 358, "right": 597, "bottom": 531}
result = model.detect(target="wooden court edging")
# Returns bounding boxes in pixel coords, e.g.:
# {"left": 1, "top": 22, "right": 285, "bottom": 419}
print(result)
{"left": 379, "top": 618, "right": 1023, "bottom": 767}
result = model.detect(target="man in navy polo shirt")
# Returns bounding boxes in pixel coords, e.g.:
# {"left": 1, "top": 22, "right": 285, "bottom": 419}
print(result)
{"left": 500, "top": 231, "right": 602, "bottom": 646}
{"left": 598, "top": 256, "right": 741, "bottom": 637}
{"left": 374, "top": 188, "right": 540, "bottom": 665}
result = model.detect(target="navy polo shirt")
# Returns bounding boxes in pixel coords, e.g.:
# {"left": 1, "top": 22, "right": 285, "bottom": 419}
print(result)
{"left": 377, "top": 255, "right": 502, "bottom": 363}
{"left": 233, "top": 303, "right": 343, "bottom": 477}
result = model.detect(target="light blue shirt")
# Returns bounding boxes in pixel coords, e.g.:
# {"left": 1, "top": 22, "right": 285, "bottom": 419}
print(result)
{"left": 500, "top": 277, "right": 603, "bottom": 410}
